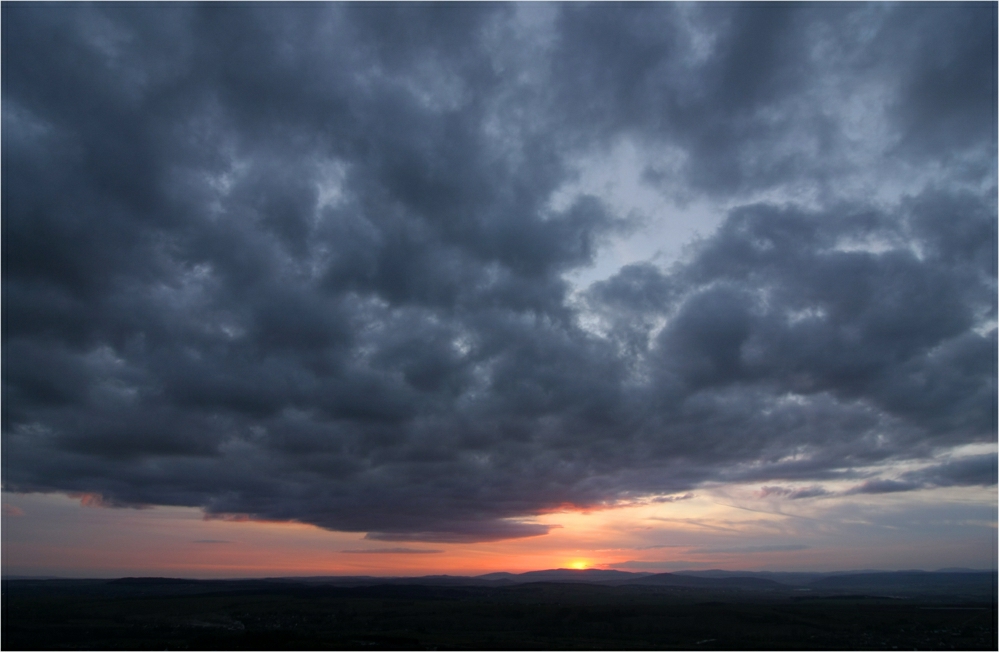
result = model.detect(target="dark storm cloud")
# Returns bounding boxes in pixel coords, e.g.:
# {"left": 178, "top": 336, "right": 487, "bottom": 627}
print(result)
{"left": 880, "top": 2, "right": 999, "bottom": 156}
{"left": 3, "top": 4, "right": 995, "bottom": 542}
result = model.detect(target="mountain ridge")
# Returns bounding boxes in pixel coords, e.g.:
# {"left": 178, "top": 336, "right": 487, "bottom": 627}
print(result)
{"left": 6, "top": 567, "right": 996, "bottom": 590}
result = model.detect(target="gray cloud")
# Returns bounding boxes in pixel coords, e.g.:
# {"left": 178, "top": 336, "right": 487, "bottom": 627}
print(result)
{"left": 650, "top": 493, "right": 695, "bottom": 503}
{"left": 759, "top": 486, "right": 831, "bottom": 500}
{"left": 844, "top": 479, "right": 920, "bottom": 495}
{"left": 341, "top": 547, "right": 443, "bottom": 555}
{"left": 365, "top": 521, "right": 555, "bottom": 544}
{"left": 696, "top": 544, "right": 810, "bottom": 554}
{"left": 844, "top": 454, "right": 998, "bottom": 496}
{"left": 903, "top": 455, "right": 999, "bottom": 488}
{"left": 2, "top": 4, "right": 995, "bottom": 542}
{"left": 763, "top": 454, "right": 998, "bottom": 499}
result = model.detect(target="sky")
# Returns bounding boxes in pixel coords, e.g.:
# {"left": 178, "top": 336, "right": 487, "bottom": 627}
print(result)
{"left": 2, "top": 2, "right": 997, "bottom": 578}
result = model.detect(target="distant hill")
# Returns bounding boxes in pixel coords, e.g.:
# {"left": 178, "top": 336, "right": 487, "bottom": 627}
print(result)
{"left": 675, "top": 569, "right": 999, "bottom": 588}
{"left": 477, "top": 568, "right": 651, "bottom": 583}
{"left": 109, "top": 577, "right": 203, "bottom": 585}
{"left": 936, "top": 567, "right": 994, "bottom": 573}
{"left": 276, "top": 574, "right": 516, "bottom": 587}
{"left": 248, "top": 568, "right": 999, "bottom": 596}
{"left": 10, "top": 568, "right": 997, "bottom": 594}
{"left": 674, "top": 569, "right": 827, "bottom": 585}
{"left": 469, "top": 568, "right": 998, "bottom": 596}
{"left": 807, "top": 571, "right": 997, "bottom": 594}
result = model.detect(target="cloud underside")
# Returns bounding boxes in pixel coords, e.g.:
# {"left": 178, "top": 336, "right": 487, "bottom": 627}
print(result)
{"left": 2, "top": 4, "right": 996, "bottom": 542}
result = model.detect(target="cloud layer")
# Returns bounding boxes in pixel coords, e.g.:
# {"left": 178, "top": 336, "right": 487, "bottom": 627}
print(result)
{"left": 3, "top": 3, "right": 995, "bottom": 542}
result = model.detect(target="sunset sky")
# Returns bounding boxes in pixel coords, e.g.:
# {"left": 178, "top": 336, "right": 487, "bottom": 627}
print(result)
{"left": 3, "top": 2, "right": 996, "bottom": 578}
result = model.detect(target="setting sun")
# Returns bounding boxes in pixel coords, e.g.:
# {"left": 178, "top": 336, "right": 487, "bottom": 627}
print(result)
{"left": 569, "top": 560, "right": 590, "bottom": 570}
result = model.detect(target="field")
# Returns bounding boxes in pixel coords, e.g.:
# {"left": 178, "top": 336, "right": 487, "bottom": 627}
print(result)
{"left": 3, "top": 574, "right": 996, "bottom": 650}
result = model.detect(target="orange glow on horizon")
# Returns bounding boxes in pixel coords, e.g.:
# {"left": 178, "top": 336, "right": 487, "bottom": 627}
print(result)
{"left": 3, "top": 485, "right": 997, "bottom": 578}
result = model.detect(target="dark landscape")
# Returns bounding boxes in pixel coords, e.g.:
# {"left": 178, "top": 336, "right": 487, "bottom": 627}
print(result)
{"left": 3, "top": 569, "right": 996, "bottom": 650}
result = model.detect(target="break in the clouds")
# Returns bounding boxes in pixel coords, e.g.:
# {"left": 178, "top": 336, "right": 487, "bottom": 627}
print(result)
{"left": 2, "top": 3, "right": 995, "bottom": 543}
